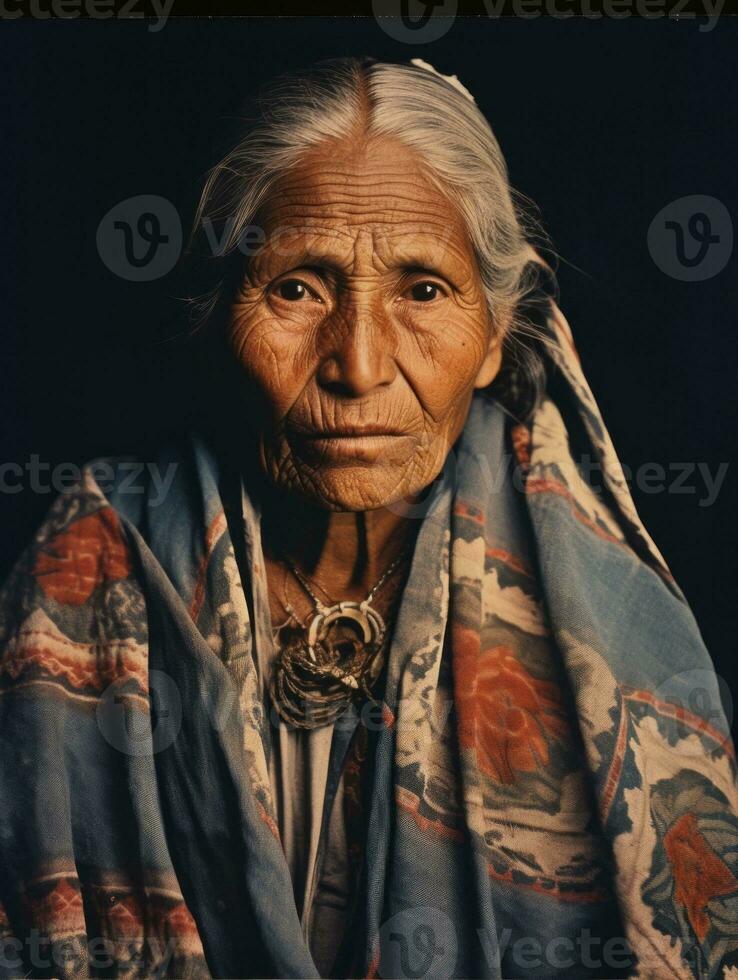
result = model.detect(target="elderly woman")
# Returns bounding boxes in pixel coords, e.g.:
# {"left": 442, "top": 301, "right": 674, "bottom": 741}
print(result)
{"left": 1, "top": 57, "right": 736, "bottom": 980}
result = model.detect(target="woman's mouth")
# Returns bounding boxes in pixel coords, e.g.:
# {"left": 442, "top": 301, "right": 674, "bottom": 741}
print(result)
{"left": 293, "top": 428, "right": 414, "bottom": 463}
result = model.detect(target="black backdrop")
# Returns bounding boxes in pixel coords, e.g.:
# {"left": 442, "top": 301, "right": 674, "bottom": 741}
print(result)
{"left": 2, "top": 17, "right": 737, "bottom": 722}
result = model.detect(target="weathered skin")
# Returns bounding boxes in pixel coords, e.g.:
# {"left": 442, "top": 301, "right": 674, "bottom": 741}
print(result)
{"left": 225, "top": 134, "right": 505, "bottom": 614}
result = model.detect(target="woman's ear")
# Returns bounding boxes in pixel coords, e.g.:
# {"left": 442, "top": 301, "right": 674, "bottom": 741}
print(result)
{"left": 473, "top": 311, "right": 510, "bottom": 390}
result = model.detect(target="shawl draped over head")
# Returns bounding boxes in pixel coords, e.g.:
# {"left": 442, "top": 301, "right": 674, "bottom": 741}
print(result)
{"left": 1, "top": 278, "right": 737, "bottom": 980}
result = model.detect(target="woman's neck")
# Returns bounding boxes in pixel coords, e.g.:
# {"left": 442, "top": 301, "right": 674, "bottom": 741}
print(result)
{"left": 259, "top": 492, "right": 419, "bottom": 602}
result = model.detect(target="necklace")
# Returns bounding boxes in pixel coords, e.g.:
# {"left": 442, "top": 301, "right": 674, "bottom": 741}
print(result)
{"left": 269, "top": 549, "right": 410, "bottom": 729}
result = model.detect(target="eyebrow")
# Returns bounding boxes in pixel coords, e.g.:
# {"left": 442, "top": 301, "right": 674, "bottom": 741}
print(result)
{"left": 251, "top": 236, "right": 464, "bottom": 284}
{"left": 248, "top": 242, "right": 342, "bottom": 280}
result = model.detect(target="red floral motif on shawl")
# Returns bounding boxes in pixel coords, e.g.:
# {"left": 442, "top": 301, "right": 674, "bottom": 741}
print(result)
{"left": 453, "top": 626, "right": 570, "bottom": 783}
{"left": 664, "top": 812, "right": 738, "bottom": 942}
{"left": 34, "top": 509, "right": 131, "bottom": 605}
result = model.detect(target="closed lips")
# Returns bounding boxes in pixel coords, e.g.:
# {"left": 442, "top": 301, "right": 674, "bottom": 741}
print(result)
{"left": 304, "top": 427, "right": 408, "bottom": 438}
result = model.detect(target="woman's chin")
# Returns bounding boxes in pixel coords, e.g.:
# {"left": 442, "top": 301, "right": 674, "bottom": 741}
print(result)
{"left": 268, "top": 461, "right": 426, "bottom": 513}
{"left": 311, "top": 474, "right": 411, "bottom": 512}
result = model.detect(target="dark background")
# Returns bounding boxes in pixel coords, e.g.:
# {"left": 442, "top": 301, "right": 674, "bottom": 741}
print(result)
{"left": 1, "top": 17, "right": 736, "bottom": 721}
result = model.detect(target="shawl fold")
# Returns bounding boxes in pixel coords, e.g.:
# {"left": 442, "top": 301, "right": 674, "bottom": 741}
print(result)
{"left": 1, "top": 291, "right": 736, "bottom": 979}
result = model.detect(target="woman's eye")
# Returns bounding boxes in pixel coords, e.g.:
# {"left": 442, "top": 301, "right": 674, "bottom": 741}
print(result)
{"left": 274, "top": 279, "right": 316, "bottom": 301}
{"left": 408, "top": 281, "right": 442, "bottom": 302}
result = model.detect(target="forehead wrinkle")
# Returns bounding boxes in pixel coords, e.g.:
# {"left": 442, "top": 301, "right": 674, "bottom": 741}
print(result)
{"left": 261, "top": 199, "right": 455, "bottom": 230}
{"left": 372, "top": 227, "right": 475, "bottom": 273}
{"left": 273, "top": 168, "right": 438, "bottom": 196}
{"left": 271, "top": 146, "right": 442, "bottom": 193}
{"left": 251, "top": 225, "right": 475, "bottom": 284}
{"left": 265, "top": 162, "right": 452, "bottom": 203}
{"left": 254, "top": 187, "right": 473, "bottom": 270}
{"left": 263, "top": 148, "right": 464, "bottom": 228}
{"left": 270, "top": 159, "right": 443, "bottom": 204}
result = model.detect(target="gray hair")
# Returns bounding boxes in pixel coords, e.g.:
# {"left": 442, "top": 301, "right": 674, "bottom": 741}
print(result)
{"left": 187, "top": 57, "right": 552, "bottom": 419}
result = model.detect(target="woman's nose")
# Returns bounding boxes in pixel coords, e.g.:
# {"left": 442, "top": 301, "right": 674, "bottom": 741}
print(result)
{"left": 317, "top": 310, "right": 397, "bottom": 398}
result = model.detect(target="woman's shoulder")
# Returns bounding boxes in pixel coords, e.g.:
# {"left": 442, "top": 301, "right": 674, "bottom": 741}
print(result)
{"left": 0, "top": 432, "right": 210, "bottom": 701}
{"left": 0, "top": 467, "right": 150, "bottom": 706}
{"left": 0, "top": 427, "right": 228, "bottom": 695}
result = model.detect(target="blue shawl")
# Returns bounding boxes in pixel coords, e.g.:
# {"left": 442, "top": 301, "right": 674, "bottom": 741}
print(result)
{"left": 1, "top": 299, "right": 736, "bottom": 979}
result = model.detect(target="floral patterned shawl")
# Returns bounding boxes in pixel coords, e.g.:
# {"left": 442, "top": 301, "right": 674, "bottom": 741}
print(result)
{"left": 1, "top": 291, "right": 736, "bottom": 980}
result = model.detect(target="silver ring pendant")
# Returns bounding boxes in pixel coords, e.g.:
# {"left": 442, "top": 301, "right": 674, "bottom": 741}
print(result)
{"left": 270, "top": 600, "right": 388, "bottom": 729}
{"left": 306, "top": 601, "right": 386, "bottom": 662}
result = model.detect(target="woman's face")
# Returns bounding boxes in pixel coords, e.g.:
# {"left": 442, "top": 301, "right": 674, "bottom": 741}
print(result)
{"left": 225, "top": 135, "right": 503, "bottom": 511}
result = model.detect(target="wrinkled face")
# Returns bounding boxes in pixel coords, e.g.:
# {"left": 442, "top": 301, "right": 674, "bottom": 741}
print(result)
{"left": 225, "top": 135, "right": 503, "bottom": 511}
